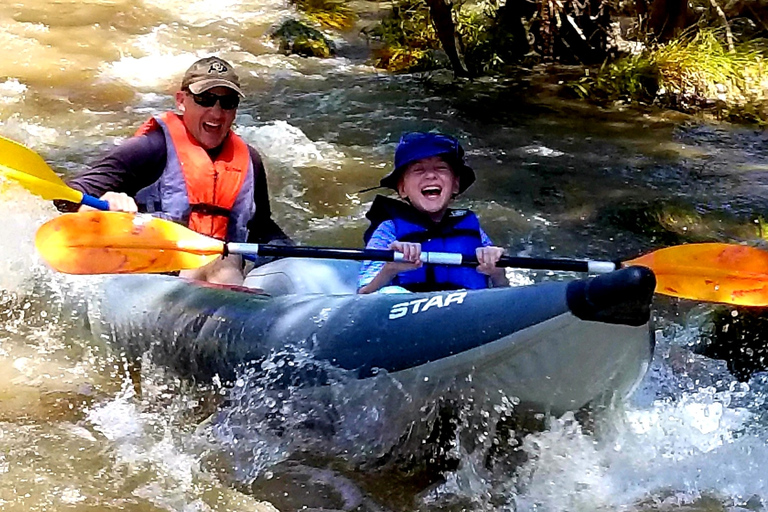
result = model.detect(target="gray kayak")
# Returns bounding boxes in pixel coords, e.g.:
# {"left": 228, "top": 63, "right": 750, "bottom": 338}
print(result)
{"left": 85, "top": 259, "right": 656, "bottom": 415}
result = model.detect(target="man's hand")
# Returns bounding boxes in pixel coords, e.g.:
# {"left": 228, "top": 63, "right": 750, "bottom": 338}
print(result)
{"left": 79, "top": 191, "right": 137, "bottom": 213}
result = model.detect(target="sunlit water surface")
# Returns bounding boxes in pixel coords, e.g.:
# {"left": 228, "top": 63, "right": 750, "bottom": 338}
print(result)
{"left": 2, "top": 1, "right": 768, "bottom": 511}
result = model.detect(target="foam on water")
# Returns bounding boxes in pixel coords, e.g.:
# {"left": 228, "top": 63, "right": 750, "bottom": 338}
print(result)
{"left": 486, "top": 344, "right": 768, "bottom": 512}
{"left": 102, "top": 47, "right": 202, "bottom": 93}
{"left": 380, "top": 330, "right": 768, "bottom": 512}
{"left": 84, "top": 373, "right": 279, "bottom": 511}
{"left": 143, "top": 0, "right": 291, "bottom": 27}
{"left": 0, "top": 120, "right": 61, "bottom": 154}
{"left": 238, "top": 120, "right": 346, "bottom": 170}
{"left": 0, "top": 79, "right": 27, "bottom": 105}
{"left": 0, "top": 183, "right": 59, "bottom": 292}
{"left": 506, "top": 390, "right": 767, "bottom": 512}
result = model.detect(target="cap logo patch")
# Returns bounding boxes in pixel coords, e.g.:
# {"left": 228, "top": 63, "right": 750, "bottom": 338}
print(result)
{"left": 208, "top": 62, "right": 227, "bottom": 74}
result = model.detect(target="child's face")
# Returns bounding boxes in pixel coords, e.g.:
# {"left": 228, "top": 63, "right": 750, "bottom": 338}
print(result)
{"left": 397, "top": 156, "right": 460, "bottom": 220}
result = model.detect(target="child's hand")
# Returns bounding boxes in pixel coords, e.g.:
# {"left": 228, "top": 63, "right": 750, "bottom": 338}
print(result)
{"left": 476, "top": 246, "right": 508, "bottom": 286}
{"left": 357, "top": 241, "right": 423, "bottom": 294}
{"left": 475, "top": 246, "right": 503, "bottom": 273}
{"left": 386, "top": 241, "right": 423, "bottom": 273}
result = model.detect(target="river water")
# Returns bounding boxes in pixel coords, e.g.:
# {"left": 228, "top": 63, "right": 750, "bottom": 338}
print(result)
{"left": 2, "top": 1, "right": 768, "bottom": 511}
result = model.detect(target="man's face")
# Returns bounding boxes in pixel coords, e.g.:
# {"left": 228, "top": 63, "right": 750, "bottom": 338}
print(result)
{"left": 176, "top": 86, "right": 239, "bottom": 150}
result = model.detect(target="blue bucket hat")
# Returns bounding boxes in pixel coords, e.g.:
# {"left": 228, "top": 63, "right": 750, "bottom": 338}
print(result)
{"left": 379, "top": 132, "right": 476, "bottom": 194}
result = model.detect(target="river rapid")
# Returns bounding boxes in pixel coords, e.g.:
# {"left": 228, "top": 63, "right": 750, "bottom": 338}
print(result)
{"left": 2, "top": 1, "right": 768, "bottom": 511}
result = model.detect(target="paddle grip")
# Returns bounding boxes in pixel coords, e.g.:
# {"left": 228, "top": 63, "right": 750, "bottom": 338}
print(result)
{"left": 497, "top": 256, "right": 617, "bottom": 273}
{"left": 80, "top": 194, "right": 111, "bottom": 211}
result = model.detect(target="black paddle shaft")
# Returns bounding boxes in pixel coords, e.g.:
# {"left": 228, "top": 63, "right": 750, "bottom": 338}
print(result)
{"left": 225, "top": 243, "right": 621, "bottom": 273}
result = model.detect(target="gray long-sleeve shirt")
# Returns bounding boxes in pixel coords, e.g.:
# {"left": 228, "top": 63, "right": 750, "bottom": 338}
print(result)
{"left": 54, "top": 129, "right": 291, "bottom": 245}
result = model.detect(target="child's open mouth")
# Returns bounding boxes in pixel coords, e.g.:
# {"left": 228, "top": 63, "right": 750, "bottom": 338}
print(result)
{"left": 421, "top": 186, "right": 442, "bottom": 197}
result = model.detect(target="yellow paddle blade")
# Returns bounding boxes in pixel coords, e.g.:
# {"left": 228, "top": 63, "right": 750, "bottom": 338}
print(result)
{"left": 625, "top": 243, "right": 768, "bottom": 306}
{"left": 0, "top": 136, "right": 83, "bottom": 201}
{"left": 35, "top": 211, "right": 224, "bottom": 274}
{"left": 0, "top": 165, "right": 84, "bottom": 202}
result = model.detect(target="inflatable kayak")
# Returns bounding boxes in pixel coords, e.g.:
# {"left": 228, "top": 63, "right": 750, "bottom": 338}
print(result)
{"left": 86, "top": 259, "right": 656, "bottom": 415}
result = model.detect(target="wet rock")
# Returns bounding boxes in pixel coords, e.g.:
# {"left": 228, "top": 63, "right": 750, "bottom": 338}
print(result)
{"left": 270, "top": 19, "right": 336, "bottom": 58}
{"left": 600, "top": 199, "right": 713, "bottom": 247}
{"left": 699, "top": 306, "right": 768, "bottom": 381}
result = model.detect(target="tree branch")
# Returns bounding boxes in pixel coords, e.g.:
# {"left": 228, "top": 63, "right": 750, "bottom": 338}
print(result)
{"left": 709, "top": 0, "right": 735, "bottom": 52}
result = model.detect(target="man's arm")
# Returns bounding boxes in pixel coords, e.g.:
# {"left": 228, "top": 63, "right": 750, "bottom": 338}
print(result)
{"left": 54, "top": 132, "right": 167, "bottom": 212}
{"left": 246, "top": 147, "right": 292, "bottom": 244}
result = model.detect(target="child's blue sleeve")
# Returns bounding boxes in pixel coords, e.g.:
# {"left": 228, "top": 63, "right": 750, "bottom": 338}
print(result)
{"left": 479, "top": 227, "right": 494, "bottom": 247}
{"left": 358, "top": 220, "right": 397, "bottom": 288}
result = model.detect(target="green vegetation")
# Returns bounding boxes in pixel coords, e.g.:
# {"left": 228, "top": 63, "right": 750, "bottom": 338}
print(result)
{"left": 365, "top": 0, "right": 507, "bottom": 73}
{"left": 454, "top": 1, "right": 508, "bottom": 74}
{"left": 571, "top": 30, "right": 768, "bottom": 123}
{"left": 569, "top": 55, "right": 660, "bottom": 104}
{"left": 270, "top": 19, "right": 336, "bottom": 58}
{"left": 357, "top": 0, "right": 768, "bottom": 122}
{"left": 290, "top": 0, "right": 356, "bottom": 30}
{"left": 365, "top": 0, "right": 441, "bottom": 72}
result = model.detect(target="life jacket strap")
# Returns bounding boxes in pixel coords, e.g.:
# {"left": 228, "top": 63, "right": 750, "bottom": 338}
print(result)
{"left": 189, "top": 203, "right": 231, "bottom": 218}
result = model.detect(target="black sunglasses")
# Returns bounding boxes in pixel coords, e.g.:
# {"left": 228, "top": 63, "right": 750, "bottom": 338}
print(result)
{"left": 187, "top": 91, "right": 240, "bottom": 110}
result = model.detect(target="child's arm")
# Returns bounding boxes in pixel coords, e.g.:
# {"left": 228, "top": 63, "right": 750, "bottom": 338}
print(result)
{"left": 358, "top": 241, "right": 422, "bottom": 293}
{"left": 358, "top": 221, "right": 421, "bottom": 293}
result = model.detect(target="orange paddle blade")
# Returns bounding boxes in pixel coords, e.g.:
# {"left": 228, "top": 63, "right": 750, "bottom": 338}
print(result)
{"left": 35, "top": 212, "right": 224, "bottom": 274}
{"left": 625, "top": 243, "right": 768, "bottom": 306}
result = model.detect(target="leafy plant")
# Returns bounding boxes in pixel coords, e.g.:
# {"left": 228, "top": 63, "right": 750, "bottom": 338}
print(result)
{"left": 290, "top": 0, "right": 356, "bottom": 30}
{"left": 570, "top": 54, "right": 660, "bottom": 102}
{"left": 570, "top": 28, "right": 768, "bottom": 123}
{"left": 365, "top": 0, "right": 442, "bottom": 72}
{"left": 367, "top": 0, "right": 509, "bottom": 73}
{"left": 455, "top": 0, "right": 507, "bottom": 74}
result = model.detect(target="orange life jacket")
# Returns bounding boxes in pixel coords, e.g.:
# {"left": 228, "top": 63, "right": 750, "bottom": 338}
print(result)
{"left": 135, "top": 112, "right": 252, "bottom": 240}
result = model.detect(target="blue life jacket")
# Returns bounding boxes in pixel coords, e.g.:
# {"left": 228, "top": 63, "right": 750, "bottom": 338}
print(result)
{"left": 364, "top": 195, "right": 489, "bottom": 292}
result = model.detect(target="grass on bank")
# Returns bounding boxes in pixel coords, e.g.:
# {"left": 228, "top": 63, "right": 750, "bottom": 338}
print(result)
{"left": 366, "top": 0, "right": 441, "bottom": 71}
{"left": 367, "top": 0, "right": 504, "bottom": 73}
{"left": 291, "top": 0, "right": 356, "bottom": 30}
{"left": 571, "top": 30, "right": 768, "bottom": 123}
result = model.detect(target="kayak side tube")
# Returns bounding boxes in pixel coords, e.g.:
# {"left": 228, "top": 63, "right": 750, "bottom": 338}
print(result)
{"left": 88, "top": 267, "right": 655, "bottom": 414}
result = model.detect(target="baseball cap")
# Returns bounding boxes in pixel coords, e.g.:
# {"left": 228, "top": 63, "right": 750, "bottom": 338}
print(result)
{"left": 181, "top": 56, "right": 244, "bottom": 97}
{"left": 379, "top": 132, "right": 476, "bottom": 194}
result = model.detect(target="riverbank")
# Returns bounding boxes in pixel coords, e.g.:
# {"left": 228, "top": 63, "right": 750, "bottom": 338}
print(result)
{"left": 298, "top": 0, "right": 768, "bottom": 125}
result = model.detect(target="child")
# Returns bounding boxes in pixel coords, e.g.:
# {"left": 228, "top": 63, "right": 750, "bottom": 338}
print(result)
{"left": 358, "top": 132, "right": 508, "bottom": 293}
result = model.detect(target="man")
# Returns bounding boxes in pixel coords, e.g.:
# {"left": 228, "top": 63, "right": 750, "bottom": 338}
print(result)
{"left": 56, "top": 56, "right": 291, "bottom": 284}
